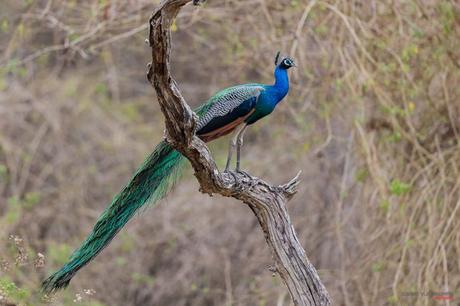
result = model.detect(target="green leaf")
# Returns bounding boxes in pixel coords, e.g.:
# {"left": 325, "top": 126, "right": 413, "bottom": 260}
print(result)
{"left": 24, "top": 191, "right": 41, "bottom": 208}
{"left": 0, "top": 277, "right": 30, "bottom": 303}
{"left": 355, "top": 167, "right": 369, "bottom": 182}
{"left": 7, "top": 196, "right": 20, "bottom": 206}
{"left": 1, "top": 19, "right": 9, "bottom": 33}
{"left": 389, "top": 179, "right": 411, "bottom": 196}
{"left": 371, "top": 261, "right": 385, "bottom": 272}
{"left": 379, "top": 200, "right": 390, "bottom": 214}
{"left": 48, "top": 243, "right": 72, "bottom": 266}
{"left": 95, "top": 83, "right": 108, "bottom": 96}
{"left": 0, "top": 164, "right": 8, "bottom": 181}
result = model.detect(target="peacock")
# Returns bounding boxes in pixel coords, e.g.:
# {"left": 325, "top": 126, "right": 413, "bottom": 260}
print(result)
{"left": 42, "top": 52, "right": 296, "bottom": 293}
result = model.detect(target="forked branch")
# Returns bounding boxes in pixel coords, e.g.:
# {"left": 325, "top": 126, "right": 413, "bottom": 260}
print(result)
{"left": 146, "top": 1, "right": 331, "bottom": 305}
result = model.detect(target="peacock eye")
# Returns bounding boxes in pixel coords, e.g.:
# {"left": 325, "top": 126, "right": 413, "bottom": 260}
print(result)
{"left": 284, "top": 59, "right": 289, "bottom": 65}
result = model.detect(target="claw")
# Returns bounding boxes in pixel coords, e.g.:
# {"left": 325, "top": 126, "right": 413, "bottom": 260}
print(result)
{"left": 223, "top": 169, "right": 237, "bottom": 183}
{"left": 228, "top": 170, "right": 237, "bottom": 181}
{"left": 236, "top": 169, "right": 252, "bottom": 179}
{"left": 223, "top": 170, "right": 244, "bottom": 192}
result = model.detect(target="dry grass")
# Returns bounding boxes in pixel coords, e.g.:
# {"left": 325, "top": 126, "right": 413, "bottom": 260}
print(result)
{"left": 0, "top": 0, "right": 459, "bottom": 305}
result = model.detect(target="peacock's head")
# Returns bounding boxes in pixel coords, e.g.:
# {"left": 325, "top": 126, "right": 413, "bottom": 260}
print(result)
{"left": 274, "top": 51, "right": 296, "bottom": 70}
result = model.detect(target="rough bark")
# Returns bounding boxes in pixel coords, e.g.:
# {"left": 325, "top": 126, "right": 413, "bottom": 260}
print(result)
{"left": 146, "top": 1, "right": 331, "bottom": 305}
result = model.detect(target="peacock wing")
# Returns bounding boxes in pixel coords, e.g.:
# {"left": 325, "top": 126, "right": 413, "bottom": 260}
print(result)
{"left": 196, "top": 85, "right": 263, "bottom": 138}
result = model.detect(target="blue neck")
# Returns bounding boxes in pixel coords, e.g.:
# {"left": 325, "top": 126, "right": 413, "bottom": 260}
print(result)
{"left": 271, "top": 66, "right": 289, "bottom": 102}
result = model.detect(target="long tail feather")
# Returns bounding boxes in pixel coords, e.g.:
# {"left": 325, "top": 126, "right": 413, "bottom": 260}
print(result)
{"left": 42, "top": 141, "right": 186, "bottom": 293}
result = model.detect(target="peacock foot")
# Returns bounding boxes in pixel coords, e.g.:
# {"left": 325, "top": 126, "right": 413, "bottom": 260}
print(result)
{"left": 236, "top": 169, "right": 252, "bottom": 179}
{"left": 223, "top": 170, "right": 246, "bottom": 191}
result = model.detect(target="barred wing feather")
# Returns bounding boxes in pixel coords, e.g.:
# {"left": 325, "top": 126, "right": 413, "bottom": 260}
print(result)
{"left": 196, "top": 85, "right": 263, "bottom": 139}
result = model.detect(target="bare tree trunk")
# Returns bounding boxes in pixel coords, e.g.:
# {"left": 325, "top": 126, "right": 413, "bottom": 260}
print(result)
{"left": 146, "top": 1, "right": 331, "bottom": 305}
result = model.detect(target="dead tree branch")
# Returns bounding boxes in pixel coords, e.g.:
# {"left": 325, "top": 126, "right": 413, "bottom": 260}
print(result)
{"left": 146, "top": 1, "right": 331, "bottom": 305}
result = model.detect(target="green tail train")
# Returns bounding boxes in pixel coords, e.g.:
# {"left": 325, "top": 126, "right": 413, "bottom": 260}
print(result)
{"left": 41, "top": 94, "right": 216, "bottom": 294}
{"left": 42, "top": 141, "right": 187, "bottom": 293}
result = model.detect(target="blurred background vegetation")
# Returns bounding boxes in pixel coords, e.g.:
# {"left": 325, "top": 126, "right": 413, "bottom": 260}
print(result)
{"left": 0, "top": 0, "right": 459, "bottom": 305}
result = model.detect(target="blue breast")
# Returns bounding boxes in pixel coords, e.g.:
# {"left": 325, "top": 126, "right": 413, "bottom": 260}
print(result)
{"left": 245, "top": 67, "right": 289, "bottom": 125}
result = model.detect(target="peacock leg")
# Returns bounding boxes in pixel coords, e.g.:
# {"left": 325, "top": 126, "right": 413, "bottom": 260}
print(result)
{"left": 235, "top": 124, "right": 248, "bottom": 172}
{"left": 225, "top": 125, "right": 244, "bottom": 171}
{"left": 224, "top": 138, "right": 235, "bottom": 172}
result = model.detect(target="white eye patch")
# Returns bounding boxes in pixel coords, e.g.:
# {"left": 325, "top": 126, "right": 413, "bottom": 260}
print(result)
{"left": 283, "top": 59, "right": 291, "bottom": 65}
